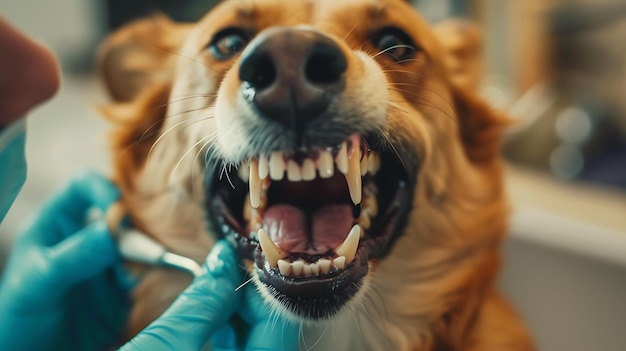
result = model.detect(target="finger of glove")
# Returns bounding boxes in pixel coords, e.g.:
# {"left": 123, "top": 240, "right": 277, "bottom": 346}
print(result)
{"left": 45, "top": 220, "right": 118, "bottom": 298}
{"left": 120, "top": 241, "right": 243, "bottom": 351}
{"left": 241, "top": 285, "right": 300, "bottom": 351}
{"left": 17, "top": 170, "right": 119, "bottom": 247}
{"left": 211, "top": 324, "right": 241, "bottom": 351}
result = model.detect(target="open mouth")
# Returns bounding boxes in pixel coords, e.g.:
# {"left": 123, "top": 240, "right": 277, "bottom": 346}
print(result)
{"left": 207, "top": 134, "right": 411, "bottom": 319}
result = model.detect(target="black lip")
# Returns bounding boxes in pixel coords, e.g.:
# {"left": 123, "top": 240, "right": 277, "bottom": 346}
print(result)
{"left": 256, "top": 246, "right": 369, "bottom": 319}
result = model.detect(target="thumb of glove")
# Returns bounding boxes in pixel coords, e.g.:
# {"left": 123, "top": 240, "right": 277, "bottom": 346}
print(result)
{"left": 44, "top": 220, "right": 118, "bottom": 300}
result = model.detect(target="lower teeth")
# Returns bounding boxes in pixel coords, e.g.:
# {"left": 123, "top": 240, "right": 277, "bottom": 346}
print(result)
{"left": 277, "top": 257, "right": 342, "bottom": 277}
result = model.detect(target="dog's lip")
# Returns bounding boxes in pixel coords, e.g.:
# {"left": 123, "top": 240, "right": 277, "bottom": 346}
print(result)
{"left": 255, "top": 245, "right": 369, "bottom": 319}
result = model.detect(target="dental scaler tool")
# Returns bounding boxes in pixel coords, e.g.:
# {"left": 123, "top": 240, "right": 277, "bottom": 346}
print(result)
{"left": 106, "top": 202, "right": 203, "bottom": 278}
{"left": 117, "top": 228, "right": 203, "bottom": 278}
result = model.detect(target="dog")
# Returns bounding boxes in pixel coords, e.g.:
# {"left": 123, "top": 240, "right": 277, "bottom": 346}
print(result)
{"left": 98, "top": 0, "right": 535, "bottom": 349}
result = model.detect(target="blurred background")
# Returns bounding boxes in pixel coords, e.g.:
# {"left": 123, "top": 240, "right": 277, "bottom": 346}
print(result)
{"left": 0, "top": 0, "right": 624, "bottom": 350}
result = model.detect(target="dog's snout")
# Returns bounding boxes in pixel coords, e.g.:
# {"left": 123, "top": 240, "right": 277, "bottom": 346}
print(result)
{"left": 239, "top": 27, "right": 347, "bottom": 134}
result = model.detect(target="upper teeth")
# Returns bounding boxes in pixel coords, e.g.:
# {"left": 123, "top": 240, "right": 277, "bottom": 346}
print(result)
{"left": 245, "top": 141, "right": 381, "bottom": 209}
{"left": 258, "top": 224, "right": 362, "bottom": 277}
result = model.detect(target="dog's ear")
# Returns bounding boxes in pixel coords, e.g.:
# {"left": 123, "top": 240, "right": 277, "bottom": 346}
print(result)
{"left": 452, "top": 86, "right": 510, "bottom": 164}
{"left": 433, "top": 19, "right": 508, "bottom": 163}
{"left": 97, "top": 15, "right": 192, "bottom": 191}
{"left": 97, "top": 14, "right": 192, "bottom": 102}
{"left": 433, "top": 19, "right": 484, "bottom": 91}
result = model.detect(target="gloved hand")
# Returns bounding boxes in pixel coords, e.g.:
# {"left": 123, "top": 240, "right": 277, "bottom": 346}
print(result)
{"left": 0, "top": 171, "right": 131, "bottom": 351}
{"left": 0, "top": 170, "right": 298, "bottom": 351}
{"left": 120, "top": 240, "right": 300, "bottom": 351}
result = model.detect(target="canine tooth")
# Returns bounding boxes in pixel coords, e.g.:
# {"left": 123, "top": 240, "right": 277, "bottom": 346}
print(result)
{"left": 318, "top": 259, "right": 331, "bottom": 274}
{"left": 292, "top": 261, "right": 304, "bottom": 276}
{"left": 336, "top": 142, "right": 349, "bottom": 174}
{"left": 303, "top": 264, "right": 312, "bottom": 277}
{"left": 258, "top": 228, "right": 288, "bottom": 268}
{"left": 269, "top": 152, "right": 285, "bottom": 180}
{"left": 318, "top": 150, "right": 334, "bottom": 179}
{"left": 302, "top": 159, "right": 316, "bottom": 180}
{"left": 345, "top": 149, "right": 362, "bottom": 205}
{"left": 334, "top": 256, "right": 346, "bottom": 270}
{"left": 368, "top": 153, "right": 381, "bottom": 175}
{"left": 335, "top": 224, "right": 360, "bottom": 264}
{"left": 249, "top": 159, "right": 262, "bottom": 208}
{"left": 310, "top": 263, "right": 320, "bottom": 275}
{"left": 238, "top": 162, "right": 250, "bottom": 182}
{"left": 278, "top": 259, "right": 291, "bottom": 276}
{"left": 259, "top": 155, "right": 270, "bottom": 179}
{"left": 287, "top": 160, "right": 302, "bottom": 181}
{"left": 360, "top": 154, "right": 368, "bottom": 176}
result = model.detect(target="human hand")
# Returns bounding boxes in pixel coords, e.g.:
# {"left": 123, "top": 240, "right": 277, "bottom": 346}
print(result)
{"left": 121, "top": 240, "right": 299, "bottom": 351}
{"left": 211, "top": 280, "right": 301, "bottom": 351}
{"left": 0, "top": 171, "right": 131, "bottom": 351}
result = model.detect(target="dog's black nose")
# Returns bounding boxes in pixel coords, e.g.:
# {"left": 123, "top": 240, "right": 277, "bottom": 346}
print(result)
{"left": 239, "top": 27, "right": 347, "bottom": 134}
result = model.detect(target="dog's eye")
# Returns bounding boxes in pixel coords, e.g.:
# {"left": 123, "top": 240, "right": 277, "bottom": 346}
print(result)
{"left": 210, "top": 29, "right": 249, "bottom": 60}
{"left": 370, "top": 27, "right": 416, "bottom": 61}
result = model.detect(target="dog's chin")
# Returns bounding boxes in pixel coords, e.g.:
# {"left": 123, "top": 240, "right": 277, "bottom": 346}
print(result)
{"left": 206, "top": 133, "right": 412, "bottom": 320}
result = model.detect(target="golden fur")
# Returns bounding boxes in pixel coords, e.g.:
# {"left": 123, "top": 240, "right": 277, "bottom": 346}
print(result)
{"left": 98, "top": 0, "right": 534, "bottom": 349}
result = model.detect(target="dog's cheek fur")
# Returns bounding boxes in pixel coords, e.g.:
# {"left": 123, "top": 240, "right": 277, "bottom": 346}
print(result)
{"left": 99, "top": 17, "right": 220, "bottom": 335}
{"left": 355, "top": 81, "right": 523, "bottom": 349}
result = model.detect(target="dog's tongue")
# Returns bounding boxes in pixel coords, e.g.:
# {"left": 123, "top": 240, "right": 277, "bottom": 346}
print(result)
{"left": 263, "top": 204, "right": 353, "bottom": 253}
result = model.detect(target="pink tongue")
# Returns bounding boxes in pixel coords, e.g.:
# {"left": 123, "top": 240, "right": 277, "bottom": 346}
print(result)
{"left": 263, "top": 204, "right": 353, "bottom": 253}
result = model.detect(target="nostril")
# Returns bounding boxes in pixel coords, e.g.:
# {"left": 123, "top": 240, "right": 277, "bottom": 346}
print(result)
{"left": 239, "top": 52, "right": 277, "bottom": 90}
{"left": 305, "top": 43, "right": 347, "bottom": 85}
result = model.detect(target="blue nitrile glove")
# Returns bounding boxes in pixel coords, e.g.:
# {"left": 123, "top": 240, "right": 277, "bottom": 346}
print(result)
{"left": 0, "top": 171, "right": 132, "bottom": 351}
{"left": 211, "top": 278, "right": 301, "bottom": 351}
{"left": 0, "top": 119, "right": 27, "bottom": 222}
{"left": 121, "top": 240, "right": 300, "bottom": 351}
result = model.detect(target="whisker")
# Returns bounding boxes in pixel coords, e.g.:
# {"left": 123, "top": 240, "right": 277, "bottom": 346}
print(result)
{"left": 216, "top": 160, "right": 239, "bottom": 191}
{"left": 235, "top": 277, "right": 254, "bottom": 291}
{"left": 161, "top": 105, "right": 217, "bottom": 121}
{"left": 147, "top": 114, "right": 213, "bottom": 161}
{"left": 169, "top": 133, "right": 216, "bottom": 183}
{"left": 371, "top": 44, "right": 415, "bottom": 59}
{"left": 386, "top": 87, "right": 455, "bottom": 123}
{"left": 388, "top": 139, "right": 409, "bottom": 173}
{"left": 191, "top": 132, "right": 217, "bottom": 192}
{"left": 343, "top": 21, "right": 362, "bottom": 41}
{"left": 306, "top": 322, "right": 326, "bottom": 351}
{"left": 380, "top": 57, "right": 425, "bottom": 68}
{"left": 156, "top": 93, "right": 218, "bottom": 108}
{"left": 381, "top": 69, "right": 423, "bottom": 76}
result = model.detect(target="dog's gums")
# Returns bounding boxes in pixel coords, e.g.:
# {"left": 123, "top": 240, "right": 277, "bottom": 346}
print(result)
{"left": 208, "top": 133, "right": 411, "bottom": 319}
